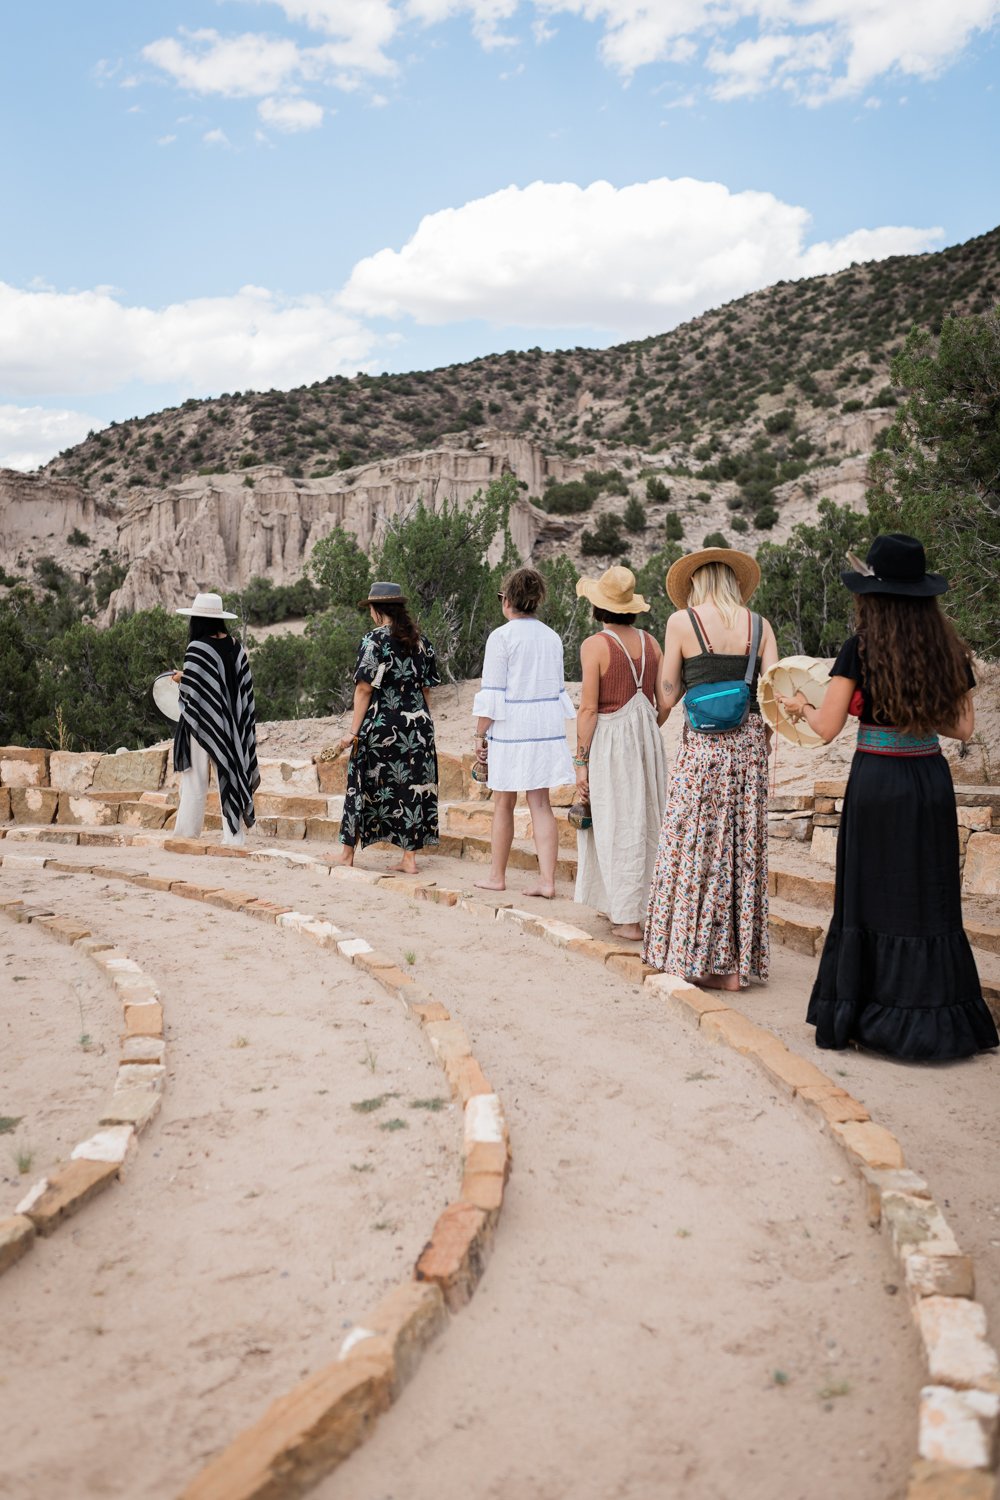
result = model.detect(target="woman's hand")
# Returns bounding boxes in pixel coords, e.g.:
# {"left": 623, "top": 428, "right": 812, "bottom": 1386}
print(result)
{"left": 338, "top": 733, "right": 357, "bottom": 753}
{"left": 575, "top": 766, "right": 590, "bottom": 800}
{"left": 776, "top": 691, "right": 807, "bottom": 722}
{"left": 171, "top": 671, "right": 183, "bottom": 683}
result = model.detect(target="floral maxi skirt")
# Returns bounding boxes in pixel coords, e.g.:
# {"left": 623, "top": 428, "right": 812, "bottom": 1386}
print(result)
{"left": 643, "top": 715, "right": 769, "bottom": 988}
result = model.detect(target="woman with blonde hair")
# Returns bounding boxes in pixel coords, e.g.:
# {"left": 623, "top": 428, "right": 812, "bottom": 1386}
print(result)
{"left": 644, "top": 547, "right": 779, "bottom": 990}
{"left": 573, "top": 565, "right": 670, "bottom": 940}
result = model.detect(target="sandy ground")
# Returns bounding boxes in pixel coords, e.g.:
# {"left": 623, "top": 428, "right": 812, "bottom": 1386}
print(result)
{"left": 0, "top": 863, "right": 459, "bottom": 1500}
{"left": 0, "top": 847, "right": 932, "bottom": 1500}
{"left": 255, "top": 658, "right": 1000, "bottom": 793}
{"left": 1, "top": 926, "right": 116, "bottom": 1189}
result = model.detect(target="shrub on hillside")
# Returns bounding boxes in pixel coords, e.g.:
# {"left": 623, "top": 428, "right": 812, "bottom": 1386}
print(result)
{"left": 580, "top": 514, "right": 627, "bottom": 558}
{"left": 755, "top": 499, "right": 870, "bottom": 657}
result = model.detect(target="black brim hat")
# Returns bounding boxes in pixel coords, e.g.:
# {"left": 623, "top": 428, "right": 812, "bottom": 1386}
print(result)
{"left": 841, "top": 533, "right": 948, "bottom": 597}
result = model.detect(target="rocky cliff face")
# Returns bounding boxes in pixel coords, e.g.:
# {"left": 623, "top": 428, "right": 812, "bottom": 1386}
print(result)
{"left": 0, "top": 468, "right": 119, "bottom": 571}
{"left": 106, "top": 433, "right": 567, "bottom": 617}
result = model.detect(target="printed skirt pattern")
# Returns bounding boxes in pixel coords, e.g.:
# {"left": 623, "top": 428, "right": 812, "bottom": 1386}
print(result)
{"left": 643, "top": 715, "right": 769, "bottom": 987}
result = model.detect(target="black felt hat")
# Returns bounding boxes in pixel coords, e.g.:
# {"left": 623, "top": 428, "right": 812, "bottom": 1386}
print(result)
{"left": 841, "top": 534, "right": 948, "bottom": 597}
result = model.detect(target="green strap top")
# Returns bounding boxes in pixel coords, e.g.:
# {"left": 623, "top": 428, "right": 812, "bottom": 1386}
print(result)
{"left": 681, "top": 609, "right": 763, "bottom": 714}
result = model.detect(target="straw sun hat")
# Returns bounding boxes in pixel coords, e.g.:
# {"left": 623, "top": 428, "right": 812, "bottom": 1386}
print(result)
{"left": 665, "top": 547, "right": 760, "bottom": 611}
{"left": 575, "top": 564, "right": 648, "bottom": 614}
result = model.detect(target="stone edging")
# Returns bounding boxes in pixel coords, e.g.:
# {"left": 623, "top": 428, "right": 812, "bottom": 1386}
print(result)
{"left": 0, "top": 855, "right": 165, "bottom": 1277}
{"left": 208, "top": 843, "right": 1000, "bottom": 1498}
{"left": 0, "top": 848, "right": 511, "bottom": 1500}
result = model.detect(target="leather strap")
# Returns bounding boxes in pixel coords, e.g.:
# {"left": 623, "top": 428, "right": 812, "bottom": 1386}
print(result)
{"left": 603, "top": 627, "right": 645, "bottom": 693}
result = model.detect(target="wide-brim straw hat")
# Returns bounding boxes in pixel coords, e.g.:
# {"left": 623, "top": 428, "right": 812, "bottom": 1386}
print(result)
{"left": 759, "top": 657, "right": 832, "bottom": 748}
{"left": 175, "top": 590, "right": 237, "bottom": 619}
{"left": 358, "top": 580, "right": 406, "bottom": 608}
{"left": 841, "top": 533, "right": 948, "bottom": 597}
{"left": 575, "top": 564, "right": 648, "bottom": 615}
{"left": 666, "top": 547, "right": 760, "bottom": 610}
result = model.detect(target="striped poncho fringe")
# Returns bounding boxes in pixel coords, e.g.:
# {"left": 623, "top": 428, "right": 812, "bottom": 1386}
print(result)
{"left": 175, "top": 639, "right": 260, "bottom": 835}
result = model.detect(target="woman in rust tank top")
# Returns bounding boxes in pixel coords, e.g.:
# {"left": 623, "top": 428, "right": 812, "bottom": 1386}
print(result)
{"left": 574, "top": 566, "right": 670, "bottom": 940}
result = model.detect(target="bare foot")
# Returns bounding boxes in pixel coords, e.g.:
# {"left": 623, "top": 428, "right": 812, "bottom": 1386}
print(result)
{"left": 611, "top": 923, "right": 643, "bottom": 941}
{"left": 474, "top": 876, "right": 506, "bottom": 891}
{"left": 522, "top": 883, "right": 555, "bottom": 899}
{"left": 332, "top": 849, "right": 355, "bottom": 868}
{"left": 694, "top": 974, "right": 741, "bottom": 992}
{"left": 390, "top": 859, "right": 418, "bottom": 875}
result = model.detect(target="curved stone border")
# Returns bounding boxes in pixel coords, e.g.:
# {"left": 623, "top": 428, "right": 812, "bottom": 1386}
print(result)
{"left": 0, "top": 860, "right": 165, "bottom": 1276}
{"left": 5, "top": 829, "right": 998, "bottom": 1492}
{"left": 239, "top": 848, "right": 1000, "bottom": 1499}
{"left": 0, "top": 847, "right": 510, "bottom": 1500}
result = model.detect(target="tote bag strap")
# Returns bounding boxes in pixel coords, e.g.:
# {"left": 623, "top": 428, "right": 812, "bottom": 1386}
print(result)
{"left": 603, "top": 627, "right": 644, "bottom": 693}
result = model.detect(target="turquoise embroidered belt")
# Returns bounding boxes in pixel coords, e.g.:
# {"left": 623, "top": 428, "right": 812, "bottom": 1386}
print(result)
{"left": 856, "top": 724, "right": 940, "bottom": 757}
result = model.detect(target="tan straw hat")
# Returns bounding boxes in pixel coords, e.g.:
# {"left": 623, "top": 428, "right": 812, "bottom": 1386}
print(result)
{"left": 665, "top": 547, "right": 760, "bottom": 610}
{"left": 575, "top": 564, "right": 649, "bottom": 614}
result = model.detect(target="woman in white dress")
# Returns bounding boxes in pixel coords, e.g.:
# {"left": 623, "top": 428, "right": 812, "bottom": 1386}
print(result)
{"left": 472, "top": 567, "right": 576, "bottom": 898}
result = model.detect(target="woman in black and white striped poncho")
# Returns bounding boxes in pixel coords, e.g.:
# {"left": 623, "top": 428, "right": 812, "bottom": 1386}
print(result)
{"left": 172, "top": 591, "right": 260, "bottom": 846}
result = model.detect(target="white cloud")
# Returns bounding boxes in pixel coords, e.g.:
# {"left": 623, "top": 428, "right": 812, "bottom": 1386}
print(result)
{"left": 258, "top": 94, "right": 325, "bottom": 129}
{"left": 340, "top": 176, "right": 943, "bottom": 334}
{"left": 0, "top": 405, "right": 106, "bottom": 473}
{"left": 203, "top": 127, "right": 232, "bottom": 146}
{"left": 0, "top": 282, "right": 378, "bottom": 399}
{"left": 139, "top": 2, "right": 1000, "bottom": 106}
{"left": 157, "top": 133, "right": 178, "bottom": 146}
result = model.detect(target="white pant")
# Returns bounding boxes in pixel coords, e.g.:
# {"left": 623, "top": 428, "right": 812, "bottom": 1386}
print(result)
{"left": 174, "top": 736, "right": 246, "bottom": 846}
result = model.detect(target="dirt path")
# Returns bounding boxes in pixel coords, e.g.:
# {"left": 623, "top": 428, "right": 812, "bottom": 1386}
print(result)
{"left": 42, "top": 846, "right": 929, "bottom": 1499}
{"left": 0, "top": 863, "right": 459, "bottom": 1500}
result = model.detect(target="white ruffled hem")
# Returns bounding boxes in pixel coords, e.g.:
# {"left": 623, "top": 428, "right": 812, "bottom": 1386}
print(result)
{"left": 472, "top": 686, "right": 507, "bottom": 720}
{"left": 559, "top": 689, "right": 578, "bottom": 720}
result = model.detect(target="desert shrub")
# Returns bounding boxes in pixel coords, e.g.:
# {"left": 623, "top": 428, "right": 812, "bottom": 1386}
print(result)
{"left": 664, "top": 511, "right": 684, "bottom": 541}
{"left": 309, "top": 526, "right": 373, "bottom": 609}
{"left": 764, "top": 409, "right": 795, "bottom": 435}
{"left": 732, "top": 516, "right": 749, "bottom": 533}
{"left": 645, "top": 476, "right": 671, "bottom": 502}
{"left": 702, "top": 532, "right": 729, "bottom": 548}
{"left": 67, "top": 528, "right": 91, "bottom": 547}
{"left": 753, "top": 505, "right": 779, "bottom": 530}
{"left": 580, "top": 514, "right": 627, "bottom": 558}
{"left": 841, "top": 398, "right": 864, "bottom": 413}
{"left": 623, "top": 496, "right": 647, "bottom": 533}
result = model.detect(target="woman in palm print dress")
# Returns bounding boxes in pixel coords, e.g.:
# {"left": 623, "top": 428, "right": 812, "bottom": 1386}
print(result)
{"left": 335, "top": 582, "right": 441, "bottom": 874}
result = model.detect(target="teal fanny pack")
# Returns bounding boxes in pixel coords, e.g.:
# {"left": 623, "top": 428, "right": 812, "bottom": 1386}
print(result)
{"left": 684, "top": 610, "right": 762, "bottom": 735}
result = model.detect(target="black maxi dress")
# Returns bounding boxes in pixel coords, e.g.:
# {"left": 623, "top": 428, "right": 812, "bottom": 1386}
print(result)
{"left": 807, "top": 636, "right": 998, "bottom": 1061}
{"left": 339, "top": 626, "right": 441, "bottom": 853}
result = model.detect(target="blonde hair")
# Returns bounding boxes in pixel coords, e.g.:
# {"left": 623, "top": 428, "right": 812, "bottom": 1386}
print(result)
{"left": 687, "top": 562, "right": 744, "bottom": 630}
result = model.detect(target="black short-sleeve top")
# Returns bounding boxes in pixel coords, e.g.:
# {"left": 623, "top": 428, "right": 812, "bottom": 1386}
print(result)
{"left": 831, "top": 634, "right": 975, "bottom": 726}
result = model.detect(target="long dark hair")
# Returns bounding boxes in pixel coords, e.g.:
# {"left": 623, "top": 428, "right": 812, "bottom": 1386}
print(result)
{"left": 188, "top": 616, "right": 230, "bottom": 643}
{"left": 856, "top": 594, "right": 971, "bottom": 735}
{"left": 373, "top": 598, "right": 420, "bottom": 652}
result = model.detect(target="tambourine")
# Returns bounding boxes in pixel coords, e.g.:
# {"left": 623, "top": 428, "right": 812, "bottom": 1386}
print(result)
{"left": 152, "top": 672, "right": 181, "bottom": 723}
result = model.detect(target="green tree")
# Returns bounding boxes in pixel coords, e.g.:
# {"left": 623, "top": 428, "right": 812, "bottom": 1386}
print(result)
{"left": 755, "top": 499, "right": 870, "bottom": 656}
{"left": 664, "top": 510, "right": 684, "bottom": 541}
{"left": 371, "top": 474, "right": 517, "bottom": 680}
{"left": 868, "top": 309, "right": 1000, "bottom": 656}
{"left": 536, "top": 554, "right": 591, "bottom": 678}
{"left": 0, "top": 603, "right": 44, "bottom": 743}
{"left": 633, "top": 542, "right": 683, "bottom": 642}
{"left": 34, "top": 608, "right": 189, "bottom": 750}
{"left": 303, "top": 608, "right": 365, "bottom": 715}
{"left": 248, "top": 632, "right": 311, "bottom": 720}
{"left": 309, "top": 525, "right": 373, "bottom": 608}
{"left": 580, "top": 513, "right": 627, "bottom": 558}
{"left": 646, "top": 475, "right": 671, "bottom": 502}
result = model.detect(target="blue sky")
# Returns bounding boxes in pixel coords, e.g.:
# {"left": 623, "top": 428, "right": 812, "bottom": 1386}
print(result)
{"left": 1, "top": 0, "right": 998, "bottom": 467}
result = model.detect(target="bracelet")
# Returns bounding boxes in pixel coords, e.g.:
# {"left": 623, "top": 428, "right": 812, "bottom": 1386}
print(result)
{"left": 573, "top": 755, "right": 589, "bottom": 767}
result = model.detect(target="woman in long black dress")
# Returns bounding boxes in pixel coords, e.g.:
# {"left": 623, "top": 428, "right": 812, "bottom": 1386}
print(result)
{"left": 778, "top": 534, "right": 998, "bottom": 1061}
{"left": 335, "top": 582, "right": 440, "bottom": 875}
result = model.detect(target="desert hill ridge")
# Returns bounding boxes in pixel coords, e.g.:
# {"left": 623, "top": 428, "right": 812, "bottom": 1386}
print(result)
{"left": 1, "top": 223, "right": 998, "bottom": 616}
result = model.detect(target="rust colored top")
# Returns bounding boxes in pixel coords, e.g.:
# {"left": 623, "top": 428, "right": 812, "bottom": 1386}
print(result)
{"left": 597, "top": 630, "right": 660, "bottom": 712}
